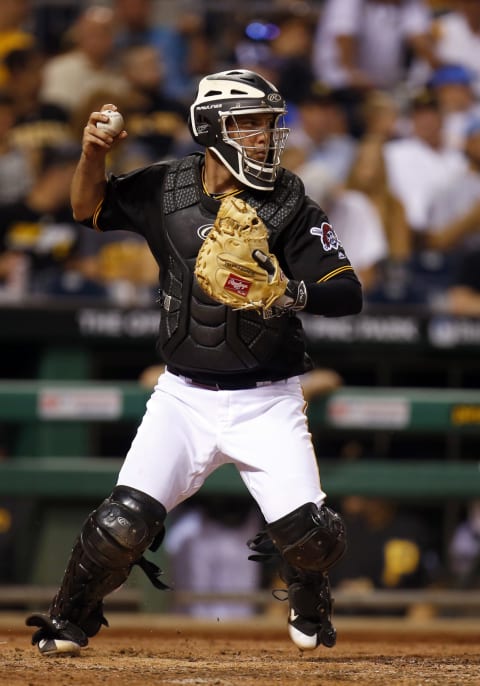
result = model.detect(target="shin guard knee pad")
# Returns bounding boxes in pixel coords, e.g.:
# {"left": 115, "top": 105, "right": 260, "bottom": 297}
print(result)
{"left": 267, "top": 502, "right": 346, "bottom": 573}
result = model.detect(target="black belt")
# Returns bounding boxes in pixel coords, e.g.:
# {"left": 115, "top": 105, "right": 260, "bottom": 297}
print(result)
{"left": 166, "top": 367, "right": 285, "bottom": 391}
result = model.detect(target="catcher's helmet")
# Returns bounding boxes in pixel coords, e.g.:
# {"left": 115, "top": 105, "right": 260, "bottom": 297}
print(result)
{"left": 189, "top": 69, "right": 289, "bottom": 191}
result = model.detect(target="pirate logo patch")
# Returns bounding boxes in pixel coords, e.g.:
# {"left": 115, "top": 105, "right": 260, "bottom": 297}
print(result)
{"left": 310, "top": 222, "right": 340, "bottom": 251}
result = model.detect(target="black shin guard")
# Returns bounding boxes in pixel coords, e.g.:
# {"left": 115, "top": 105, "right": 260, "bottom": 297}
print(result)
{"left": 251, "top": 503, "right": 346, "bottom": 649}
{"left": 267, "top": 502, "right": 346, "bottom": 572}
{"left": 49, "top": 486, "right": 166, "bottom": 636}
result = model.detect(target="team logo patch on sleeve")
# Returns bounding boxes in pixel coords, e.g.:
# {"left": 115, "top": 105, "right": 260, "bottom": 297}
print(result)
{"left": 224, "top": 274, "right": 251, "bottom": 298}
{"left": 310, "top": 222, "right": 340, "bottom": 251}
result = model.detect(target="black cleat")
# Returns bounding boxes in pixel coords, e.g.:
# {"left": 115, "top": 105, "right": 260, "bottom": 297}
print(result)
{"left": 287, "top": 573, "right": 337, "bottom": 651}
{"left": 26, "top": 613, "right": 88, "bottom": 657}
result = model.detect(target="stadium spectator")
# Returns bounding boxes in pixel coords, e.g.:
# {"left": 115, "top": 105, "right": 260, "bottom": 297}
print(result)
{"left": 72, "top": 228, "right": 159, "bottom": 306}
{"left": 313, "top": 0, "right": 437, "bottom": 91}
{"left": 0, "top": 91, "right": 33, "bottom": 206}
{"left": 0, "top": 143, "right": 90, "bottom": 299}
{"left": 360, "top": 90, "right": 404, "bottom": 143}
{"left": 175, "top": 4, "right": 215, "bottom": 92}
{"left": 347, "top": 135, "right": 412, "bottom": 264}
{"left": 383, "top": 88, "right": 467, "bottom": 235}
{"left": 32, "top": 0, "right": 82, "bottom": 57}
{"left": 164, "top": 497, "right": 263, "bottom": 618}
{"left": 444, "top": 244, "right": 480, "bottom": 317}
{"left": 3, "top": 46, "right": 72, "bottom": 162}
{"left": 118, "top": 44, "right": 190, "bottom": 163}
{"left": 112, "top": 0, "right": 210, "bottom": 103}
{"left": 326, "top": 202, "right": 385, "bottom": 296}
{"left": 266, "top": 11, "right": 317, "bottom": 108}
{"left": 0, "top": 135, "right": 157, "bottom": 304}
{"left": 383, "top": 89, "right": 468, "bottom": 303}
{"left": 285, "top": 82, "right": 357, "bottom": 206}
{"left": 423, "top": 0, "right": 480, "bottom": 98}
{"left": 425, "top": 118, "right": 480, "bottom": 261}
{"left": 0, "top": 0, "right": 35, "bottom": 88}
{"left": 312, "top": 0, "right": 438, "bottom": 133}
{"left": 40, "top": 6, "right": 128, "bottom": 114}
{"left": 0, "top": 496, "right": 17, "bottom": 584}
{"left": 327, "top": 135, "right": 412, "bottom": 301}
{"left": 0, "top": 421, "right": 37, "bottom": 588}
{"left": 329, "top": 495, "right": 439, "bottom": 615}
{"left": 326, "top": 183, "right": 389, "bottom": 297}
{"left": 428, "top": 63, "right": 480, "bottom": 152}
{"left": 0, "top": 460, "right": 35, "bottom": 585}
{"left": 448, "top": 499, "right": 480, "bottom": 588}
{"left": 431, "top": 115, "right": 480, "bottom": 315}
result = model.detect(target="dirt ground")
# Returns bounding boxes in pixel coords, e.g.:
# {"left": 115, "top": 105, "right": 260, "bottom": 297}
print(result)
{"left": 1, "top": 613, "right": 479, "bottom": 686}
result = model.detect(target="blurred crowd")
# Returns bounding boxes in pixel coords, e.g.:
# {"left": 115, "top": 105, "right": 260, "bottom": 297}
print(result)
{"left": 0, "top": 0, "right": 479, "bottom": 312}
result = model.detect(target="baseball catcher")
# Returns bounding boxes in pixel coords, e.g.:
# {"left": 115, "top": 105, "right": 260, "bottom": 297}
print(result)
{"left": 26, "top": 69, "right": 362, "bottom": 656}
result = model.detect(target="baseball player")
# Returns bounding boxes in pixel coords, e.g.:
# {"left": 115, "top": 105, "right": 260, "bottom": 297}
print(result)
{"left": 26, "top": 69, "right": 362, "bottom": 656}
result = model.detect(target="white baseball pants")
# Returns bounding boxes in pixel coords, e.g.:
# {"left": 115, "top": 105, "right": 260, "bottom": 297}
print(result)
{"left": 116, "top": 370, "right": 326, "bottom": 523}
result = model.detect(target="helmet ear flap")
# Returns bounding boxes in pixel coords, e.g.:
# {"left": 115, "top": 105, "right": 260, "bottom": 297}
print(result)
{"left": 188, "top": 113, "right": 217, "bottom": 147}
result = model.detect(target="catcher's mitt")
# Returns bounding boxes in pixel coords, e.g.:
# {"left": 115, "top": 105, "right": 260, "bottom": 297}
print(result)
{"left": 194, "top": 196, "right": 288, "bottom": 313}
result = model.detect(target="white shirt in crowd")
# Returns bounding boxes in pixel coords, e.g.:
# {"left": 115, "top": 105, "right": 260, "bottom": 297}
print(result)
{"left": 313, "top": 0, "right": 431, "bottom": 91}
{"left": 442, "top": 104, "right": 480, "bottom": 153}
{"left": 41, "top": 52, "right": 128, "bottom": 112}
{"left": 327, "top": 190, "right": 389, "bottom": 274}
{"left": 427, "top": 167, "right": 480, "bottom": 250}
{"left": 431, "top": 11, "right": 480, "bottom": 99}
{"left": 383, "top": 137, "right": 467, "bottom": 232}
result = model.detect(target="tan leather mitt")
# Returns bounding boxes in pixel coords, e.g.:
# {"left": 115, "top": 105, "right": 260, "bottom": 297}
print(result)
{"left": 194, "top": 196, "right": 288, "bottom": 313}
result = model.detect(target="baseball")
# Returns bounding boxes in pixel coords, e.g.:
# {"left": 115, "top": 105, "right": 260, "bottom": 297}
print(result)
{"left": 96, "top": 109, "right": 124, "bottom": 137}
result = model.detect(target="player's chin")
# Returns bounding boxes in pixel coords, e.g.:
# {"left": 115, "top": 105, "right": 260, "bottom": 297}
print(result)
{"left": 250, "top": 152, "right": 268, "bottom": 164}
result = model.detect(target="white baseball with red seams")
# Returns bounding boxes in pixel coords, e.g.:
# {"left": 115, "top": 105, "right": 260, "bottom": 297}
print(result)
{"left": 116, "top": 370, "right": 326, "bottom": 521}
{"left": 96, "top": 110, "right": 124, "bottom": 137}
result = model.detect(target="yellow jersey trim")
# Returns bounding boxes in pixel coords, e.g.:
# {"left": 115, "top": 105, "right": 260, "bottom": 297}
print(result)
{"left": 317, "top": 265, "right": 354, "bottom": 283}
{"left": 92, "top": 198, "right": 105, "bottom": 232}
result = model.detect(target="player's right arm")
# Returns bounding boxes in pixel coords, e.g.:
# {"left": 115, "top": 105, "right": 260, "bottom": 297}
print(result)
{"left": 71, "top": 104, "right": 127, "bottom": 223}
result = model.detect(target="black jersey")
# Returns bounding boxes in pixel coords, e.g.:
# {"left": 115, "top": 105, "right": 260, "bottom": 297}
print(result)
{"left": 88, "top": 153, "right": 358, "bottom": 384}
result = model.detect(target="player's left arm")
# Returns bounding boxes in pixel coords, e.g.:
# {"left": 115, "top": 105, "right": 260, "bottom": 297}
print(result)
{"left": 277, "top": 197, "right": 363, "bottom": 317}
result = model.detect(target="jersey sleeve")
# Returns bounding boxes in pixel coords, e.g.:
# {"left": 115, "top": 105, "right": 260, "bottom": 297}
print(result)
{"left": 278, "top": 195, "right": 357, "bottom": 284}
{"left": 87, "top": 163, "right": 169, "bottom": 237}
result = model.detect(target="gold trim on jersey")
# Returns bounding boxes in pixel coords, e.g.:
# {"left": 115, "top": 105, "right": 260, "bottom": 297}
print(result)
{"left": 317, "top": 265, "right": 354, "bottom": 282}
{"left": 201, "top": 166, "right": 243, "bottom": 201}
{"left": 92, "top": 198, "right": 105, "bottom": 231}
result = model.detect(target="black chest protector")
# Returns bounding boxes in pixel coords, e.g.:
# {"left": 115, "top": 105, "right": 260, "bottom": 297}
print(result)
{"left": 157, "top": 154, "right": 306, "bottom": 381}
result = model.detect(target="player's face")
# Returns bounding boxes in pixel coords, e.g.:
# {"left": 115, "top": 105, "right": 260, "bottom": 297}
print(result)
{"left": 225, "top": 113, "right": 275, "bottom": 163}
